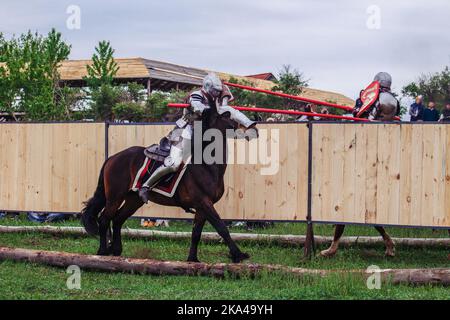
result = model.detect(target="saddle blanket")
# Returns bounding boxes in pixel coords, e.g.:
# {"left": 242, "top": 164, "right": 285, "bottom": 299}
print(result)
{"left": 131, "top": 157, "right": 189, "bottom": 198}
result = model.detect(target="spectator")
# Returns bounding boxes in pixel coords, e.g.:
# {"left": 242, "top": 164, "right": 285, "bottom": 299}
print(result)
{"left": 356, "top": 90, "right": 364, "bottom": 108}
{"left": 439, "top": 102, "right": 450, "bottom": 122}
{"left": 318, "top": 108, "right": 330, "bottom": 121}
{"left": 423, "top": 101, "right": 440, "bottom": 122}
{"left": 353, "top": 90, "right": 364, "bottom": 115}
{"left": 296, "top": 104, "right": 319, "bottom": 122}
{"left": 409, "top": 95, "right": 425, "bottom": 121}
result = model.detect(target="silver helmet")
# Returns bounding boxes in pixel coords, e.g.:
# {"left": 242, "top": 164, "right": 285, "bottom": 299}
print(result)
{"left": 202, "top": 73, "right": 223, "bottom": 98}
{"left": 374, "top": 72, "right": 392, "bottom": 89}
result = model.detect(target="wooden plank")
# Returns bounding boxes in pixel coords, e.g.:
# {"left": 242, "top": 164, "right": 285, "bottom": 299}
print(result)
{"left": 330, "top": 124, "right": 345, "bottom": 222}
{"left": 311, "top": 124, "right": 322, "bottom": 221}
{"left": 317, "top": 124, "right": 334, "bottom": 222}
{"left": 296, "top": 124, "right": 309, "bottom": 220}
{"left": 375, "top": 124, "right": 390, "bottom": 224}
{"left": 274, "top": 124, "right": 288, "bottom": 219}
{"left": 341, "top": 124, "right": 356, "bottom": 222}
{"left": 399, "top": 125, "right": 413, "bottom": 225}
{"left": 431, "top": 125, "right": 446, "bottom": 226}
{"left": 445, "top": 126, "right": 450, "bottom": 226}
{"left": 364, "top": 125, "right": 378, "bottom": 224}
{"left": 421, "top": 125, "right": 435, "bottom": 226}
{"left": 354, "top": 124, "right": 368, "bottom": 223}
{"left": 410, "top": 125, "right": 424, "bottom": 226}
{"left": 387, "top": 125, "right": 401, "bottom": 225}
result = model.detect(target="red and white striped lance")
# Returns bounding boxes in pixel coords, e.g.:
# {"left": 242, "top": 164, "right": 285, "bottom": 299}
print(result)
{"left": 167, "top": 103, "right": 369, "bottom": 122}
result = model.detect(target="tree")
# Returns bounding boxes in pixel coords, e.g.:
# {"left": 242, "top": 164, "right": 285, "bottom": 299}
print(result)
{"left": 402, "top": 66, "right": 450, "bottom": 109}
{"left": 84, "top": 41, "right": 121, "bottom": 120}
{"left": 227, "top": 65, "right": 310, "bottom": 121}
{"left": 272, "top": 64, "right": 309, "bottom": 95}
{"left": 0, "top": 29, "right": 72, "bottom": 120}
{"left": 84, "top": 41, "right": 119, "bottom": 88}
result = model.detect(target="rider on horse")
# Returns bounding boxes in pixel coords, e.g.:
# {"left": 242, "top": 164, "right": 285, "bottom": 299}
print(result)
{"left": 139, "top": 73, "right": 256, "bottom": 203}
{"left": 353, "top": 72, "right": 400, "bottom": 121}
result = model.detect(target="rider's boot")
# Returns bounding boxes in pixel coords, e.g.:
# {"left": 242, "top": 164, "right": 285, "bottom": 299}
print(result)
{"left": 139, "top": 146, "right": 183, "bottom": 203}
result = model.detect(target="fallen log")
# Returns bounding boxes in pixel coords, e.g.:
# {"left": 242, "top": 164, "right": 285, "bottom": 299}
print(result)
{"left": 0, "top": 225, "right": 449, "bottom": 248}
{"left": 0, "top": 247, "right": 448, "bottom": 286}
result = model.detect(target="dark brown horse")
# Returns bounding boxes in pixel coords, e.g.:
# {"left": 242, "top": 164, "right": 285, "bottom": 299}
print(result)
{"left": 81, "top": 107, "right": 257, "bottom": 263}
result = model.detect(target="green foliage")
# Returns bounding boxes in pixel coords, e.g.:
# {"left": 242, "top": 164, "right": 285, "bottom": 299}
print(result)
{"left": 55, "top": 86, "right": 84, "bottom": 119}
{"left": 227, "top": 65, "right": 310, "bottom": 121}
{"left": 89, "top": 84, "right": 123, "bottom": 121}
{"left": 113, "top": 102, "right": 145, "bottom": 122}
{"left": 0, "top": 29, "right": 72, "bottom": 120}
{"left": 145, "top": 91, "right": 170, "bottom": 121}
{"left": 402, "top": 66, "right": 450, "bottom": 109}
{"left": 272, "top": 64, "right": 309, "bottom": 95}
{"left": 84, "top": 40, "right": 118, "bottom": 88}
{"left": 145, "top": 90, "right": 188, "bottom": 122}
{"left": 84, "top": 41, "right": 122, "bottom": 120}
{"left": 126, "top": 82, "right": 146, "bottom": 103}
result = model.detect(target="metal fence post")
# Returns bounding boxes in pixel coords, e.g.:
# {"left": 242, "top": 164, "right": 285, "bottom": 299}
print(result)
{"left": 105, "top": 121, "right": 110, "bottom": 160}
{"left": 304, "top": 122, "right": 316, "bottom": 259}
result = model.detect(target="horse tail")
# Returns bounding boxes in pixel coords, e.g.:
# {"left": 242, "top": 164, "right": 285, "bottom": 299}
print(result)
{"left": 81, "top": 162, "right": 106, "bottom": 236}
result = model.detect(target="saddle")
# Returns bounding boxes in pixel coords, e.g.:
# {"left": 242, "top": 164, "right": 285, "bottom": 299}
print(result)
{"left": 132, "top": 137, "right": 188, "bottom": 198}
{"left": 144, "top": 137, "right": 171, "bottom": 162}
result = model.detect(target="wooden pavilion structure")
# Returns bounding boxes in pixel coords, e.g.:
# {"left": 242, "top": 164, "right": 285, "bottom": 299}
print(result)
{"left": 56, "top": 58, "right": 355, "bottom": 106}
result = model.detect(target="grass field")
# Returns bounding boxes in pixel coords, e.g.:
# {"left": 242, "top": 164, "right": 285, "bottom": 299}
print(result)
{"left": 0, "top": 215, "right": 448, "bottom": 300}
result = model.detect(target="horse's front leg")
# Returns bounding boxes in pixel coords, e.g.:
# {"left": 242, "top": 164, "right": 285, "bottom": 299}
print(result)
{"left": 197, "top": 200, "right": 249, "bottom": 263}
{"left": 111, "top": 193, "right": 144, "bottom": 256}
{"left": 187, "top": 213, "right": 206, "bottom": 262}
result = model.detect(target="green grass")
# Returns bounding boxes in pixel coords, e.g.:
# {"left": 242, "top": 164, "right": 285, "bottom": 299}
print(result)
{"left": 0, "top": 214, "right": 448, "bottom": 300}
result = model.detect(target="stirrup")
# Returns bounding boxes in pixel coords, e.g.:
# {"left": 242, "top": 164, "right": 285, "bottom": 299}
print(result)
{"left": 139, "top": 186, "right": 151, "bottom": 203}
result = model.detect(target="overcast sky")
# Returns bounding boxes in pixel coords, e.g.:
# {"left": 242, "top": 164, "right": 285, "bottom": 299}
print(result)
{"left": 1, "top": 0, "right": 450, "bottom": 100}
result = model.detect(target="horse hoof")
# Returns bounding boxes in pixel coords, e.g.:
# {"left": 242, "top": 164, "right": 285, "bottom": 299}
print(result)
{"left": 231, "top": 252, "right": 250, "bottom": 263}
{"left": 187, "top": 257, "right": 200, "bottom": 263}
{"left": 97, "top": 249, "right": 109, "bottom": 256}
{"left": 320, "top": 249, "right": 336, "bottom": 258}
{"left": 112, "top": 250, "right": 122, "bottom": 257}
{"left": 385, "top": 249, "right": 395, "bottom": 257}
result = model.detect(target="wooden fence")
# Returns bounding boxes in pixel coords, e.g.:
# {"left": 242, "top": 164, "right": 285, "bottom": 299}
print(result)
{"left": 0, "top": 122, "right": 449, "bottom": 228}
{"left": 0, "top": 123, "right": 105, "bottom": 213}
{"left": 312, "top": 123, "right": 450, "bottom": 227}
{"left": 108, "top": 123, "right": 309, "bottom": 220}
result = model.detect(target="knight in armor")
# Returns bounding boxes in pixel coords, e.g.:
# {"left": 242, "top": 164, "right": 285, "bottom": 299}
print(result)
{"left": 368, "top": 72, "right": 400, "bottom": 121}
{"left": 353, "top": 72, "right": 400, "bottom": 121}
{"left": 138, "top": 73, "right": 256, "bottom": 203}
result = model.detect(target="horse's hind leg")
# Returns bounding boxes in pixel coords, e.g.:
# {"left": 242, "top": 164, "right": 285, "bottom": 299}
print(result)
{"left": 187, "top": 213, "right": 206, "bottom": 262}
{"left": 198, "top": 200, "right": 249, "bottom": 263}
{"left": 374, "top": 226, "right": 395, "bottom": 257}
{"left": 111, "top": 192, "right": 144, "bottom": 256}
{"left": 320, "top": 224, "right": 345, "bottom": 257}
{"left": 97, "top": 200, "right": 122, "bottom": 256}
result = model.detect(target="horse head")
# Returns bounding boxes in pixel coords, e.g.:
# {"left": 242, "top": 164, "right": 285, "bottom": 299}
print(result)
{"left": 203, "top": 107, "right": 259, "bottom": 141}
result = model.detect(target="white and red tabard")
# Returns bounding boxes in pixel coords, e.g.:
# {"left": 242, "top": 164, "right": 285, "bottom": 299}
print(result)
{"left": 356, "top": 81, "right": 380, "bottom": 118}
